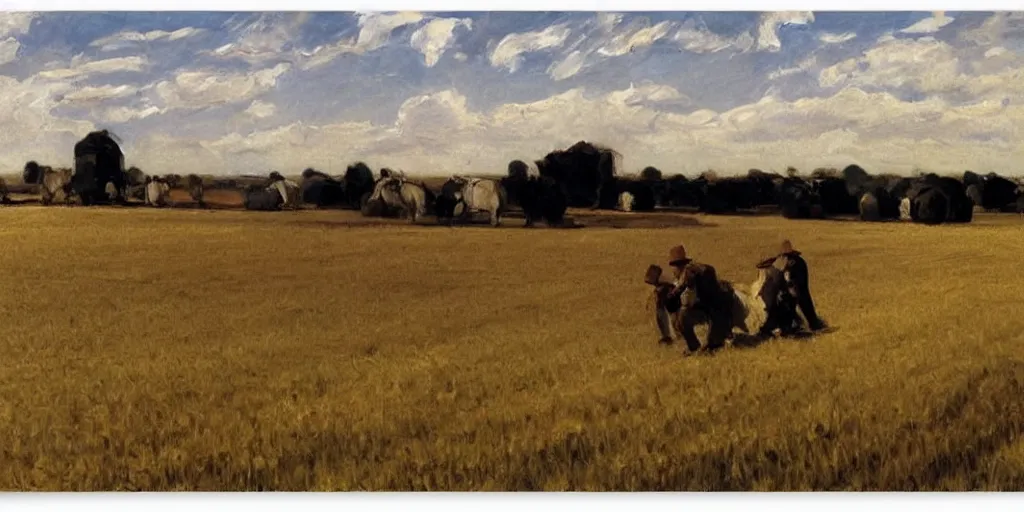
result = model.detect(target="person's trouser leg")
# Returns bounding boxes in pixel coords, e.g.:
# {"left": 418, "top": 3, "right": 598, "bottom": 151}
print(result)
{"left": 679, "top": 314, "right": 703, "bottom": 352}
{"left": 656, "top": 306, "right": 674, "bottom": 342}
{"left": 795, "top": 285, "right": 825, "bottom": 330}
{"left": 706, "top": 307, "right": 732, "bottom": 350}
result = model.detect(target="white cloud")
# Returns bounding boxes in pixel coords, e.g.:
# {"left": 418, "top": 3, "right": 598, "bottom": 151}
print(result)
{"left": 210, "top": 13, "right": 310, "bottom": 65}
{"left": 818, "top": 37, "right": 962, "bottom": 93}
{"left": 984, "top": 46, "right": 1008, "bottom": 59}
{"left": 394, "top": 89, "right": 485, "bottom": 137}
{"left": 0, "top": 13, "right": 37, "bottom": 67}
{"left": 596, "top": 20, "right": 673, "bottom": 57}
{"left": 244, "top": 99, "right": 277, "bottom": 119}
{"left": 769, "top": 54, "right": 818, "bottom": 80}
{"left": 547, "top": 50, "right": 586, "bottom": 81}
{"left": 899, "top": 12, "right": 956, "bottom": 35}
{"left": 489, "top": 23, "right": 572, "bottom": 73}
{"left": 0, "top": 75, "right": 96, "bottom": 169}
{"left": 153, "top": 63, "right": 291, "bottom": 110}
{"left": 90, "top": 27, "right": 204, "bottom": 51}
{"left": 61, "top": 84, "right": 138, "bottom": 103}
{"left": 546, "top": 14, "right": 742, "bottom": 82}
{"left": 355, "top": 11, "right": 425, "bottom": 51}
{"left": 673, "top": 20, "right": 755, "bottom": 54}
{"left": 409, "top": 17, "right": 472, "bottom": 67}
{"left": 819, "top": 32, "right": 856, "bottom": 44}
{"left": 37, "top": 56, "right": 149, "bottom": 80}
{"left": 605, "top": 82, "right": 691, "bottom": 108}
{"left": 101, "top": 105, "right": 163, "bottom": 124}
{"left": 546, "top": 15, "right": 683, "bottom": 81}
{"left": 298, "top": 11, "right": 425, "bottom": 70}
{"left": 757, "top": 11, "right": 815, "bottom": 52}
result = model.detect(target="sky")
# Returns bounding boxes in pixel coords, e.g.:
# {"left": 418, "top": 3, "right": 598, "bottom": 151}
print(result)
{"left": 3, "top": 11, "right": 1024, "bottom": 176}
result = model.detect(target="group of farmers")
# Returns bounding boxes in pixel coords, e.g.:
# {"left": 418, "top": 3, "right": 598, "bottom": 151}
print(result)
{"left": 646, "top": 239, "right": 827, "bottom": 356}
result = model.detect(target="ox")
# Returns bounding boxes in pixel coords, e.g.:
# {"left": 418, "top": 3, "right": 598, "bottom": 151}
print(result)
{"left": 300, "top": 168, "right": 347, "bottom": 209}
{"left": 436, "top": 175, "right": 507, "bottom": 227}
{"left": 904, "top": 175, "right": 973, "bottom": 225}
{"left": 778, "top": 177, "right": 824, "bottom": 219}
{"left": 345, "top": 163, "right": 376, "bottom": 209}
{"left": 963, "top": 171, "right": 1020, "bottom": 212}
{"left": 365, "top": 173, "right": 434, "bottom": 223}
{"left": 23, "top": 161, "right": 73, "bottom": 206}
{"left": 536, "top": 140, "right": 618, "bottom": 209}
{"left": 843, "top": 165, "right": 903, "bottom": 222}
{"left": 267, "top": 171, "right": 301, "bottom": 209}
{"left": 243, "top": 184, "right": 283, "bottom": 211}
{"left": 814, "top": 177, "right": 859, "bottom": 216}
{"left": 123, "top": 166, "right": 148, "bottom": 201}
{"left": 617, "top": 191, "right": 635, "bottom": 212}
{"left": 144, "top": 176, "right": 171, "bottom": 207}
{"left": 501, "top": 168, "right": 567, "bottom": 228}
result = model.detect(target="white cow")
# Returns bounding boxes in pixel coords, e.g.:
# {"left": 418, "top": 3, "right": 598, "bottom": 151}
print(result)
{"left": 617, "top": 191, "right": 635, "bottom": 212}
{"left": 145, "top": 177, "right": 171, "bottom": 207}
{"left": 446, "top": 175, "right": 507, "bottom": 227}
{"left": 899, "top": 197, "right": 912, "bottom": 221}
{"left": 268, "top": 179, "right": 301, "bottom": 209}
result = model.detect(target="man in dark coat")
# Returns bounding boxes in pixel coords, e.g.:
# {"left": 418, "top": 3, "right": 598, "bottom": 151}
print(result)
{"left": 647, "top": 245, "right": 734, "bottom": 354}
{"left": 753, "top": 254, "right": 802, "bottom": 338}
{"left": 778, "top": 240, "right": 827, "bottom": 331}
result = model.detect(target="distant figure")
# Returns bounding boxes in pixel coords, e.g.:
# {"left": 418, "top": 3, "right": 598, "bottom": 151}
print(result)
{"left": 751, "top": 254, "right": 801, "bottom": 339}
{"left": 646, "top": 245, "right": 735, "bottom": 355}
{"left": 778, "top": 240, "right": 827, "bottom": 332}
{"left": 186, "top": 174, "right": 205, "bottom": 208}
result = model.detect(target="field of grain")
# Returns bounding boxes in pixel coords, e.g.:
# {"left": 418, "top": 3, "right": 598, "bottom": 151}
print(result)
{"left": 2, "top": 205, "right": 1024, "bottom": 491}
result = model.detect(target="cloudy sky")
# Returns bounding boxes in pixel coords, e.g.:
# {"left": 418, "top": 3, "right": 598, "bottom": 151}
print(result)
{"left": 3, "top": 11, "right": 1024, "bottom": 176}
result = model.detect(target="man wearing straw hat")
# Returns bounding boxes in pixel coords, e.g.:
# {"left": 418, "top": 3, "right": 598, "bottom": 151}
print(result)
{"left": 645, "top": 244, "right": 734, "bottom": 355}
{"left": 778, "top": 239, "right": 827, "bottom": 332}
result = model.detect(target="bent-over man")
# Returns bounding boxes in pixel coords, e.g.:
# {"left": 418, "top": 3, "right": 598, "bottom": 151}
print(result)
{"left": 778, "top": 240, "right": 827, "bottom": 332}
{"left": 753, "top": 254, "right": 801, "bottom": 338}
{"left": 649, "top": 245, "right": 734, "bottom": 355}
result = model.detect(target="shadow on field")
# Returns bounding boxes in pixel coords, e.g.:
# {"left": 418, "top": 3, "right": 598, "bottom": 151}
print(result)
{"left": 729, "top": 327, "right": 837, "bottom": 350}
{"left": 568, "top": 210, "right": 709, "bottom": 229}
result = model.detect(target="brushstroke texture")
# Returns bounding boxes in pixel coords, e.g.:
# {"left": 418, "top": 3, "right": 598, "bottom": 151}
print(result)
{"left": 2, "top": 11, "right": 1023, "bottom": 176}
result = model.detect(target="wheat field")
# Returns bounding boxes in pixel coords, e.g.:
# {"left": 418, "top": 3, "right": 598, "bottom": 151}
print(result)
{"left": 1, "top": 204, "right": 1024, "bottom": 491}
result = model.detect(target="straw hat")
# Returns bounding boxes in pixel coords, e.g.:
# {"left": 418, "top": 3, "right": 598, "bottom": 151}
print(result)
{"left": 779, "top": 239, "right": 800, "bottom": 256}
{"left": 668, "top": 245, "right": 690, "bottom": 266}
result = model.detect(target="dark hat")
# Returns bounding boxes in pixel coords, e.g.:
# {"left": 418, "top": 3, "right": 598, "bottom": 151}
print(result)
{"left": 668, "top": 245, "right": 690, "bottom": 266}
{"left": 644, "top": 264, "right": 664, "bottom": 285}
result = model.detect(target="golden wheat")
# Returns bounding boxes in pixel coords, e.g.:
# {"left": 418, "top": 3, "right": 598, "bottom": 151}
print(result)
{"left": 0, "top": 206, "right": 1023, "bottom": 491}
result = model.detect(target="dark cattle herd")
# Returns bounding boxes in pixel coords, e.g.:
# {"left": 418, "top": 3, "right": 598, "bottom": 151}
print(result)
{"left": 5, "top": 131, "right": 1024, "bottom": 226}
